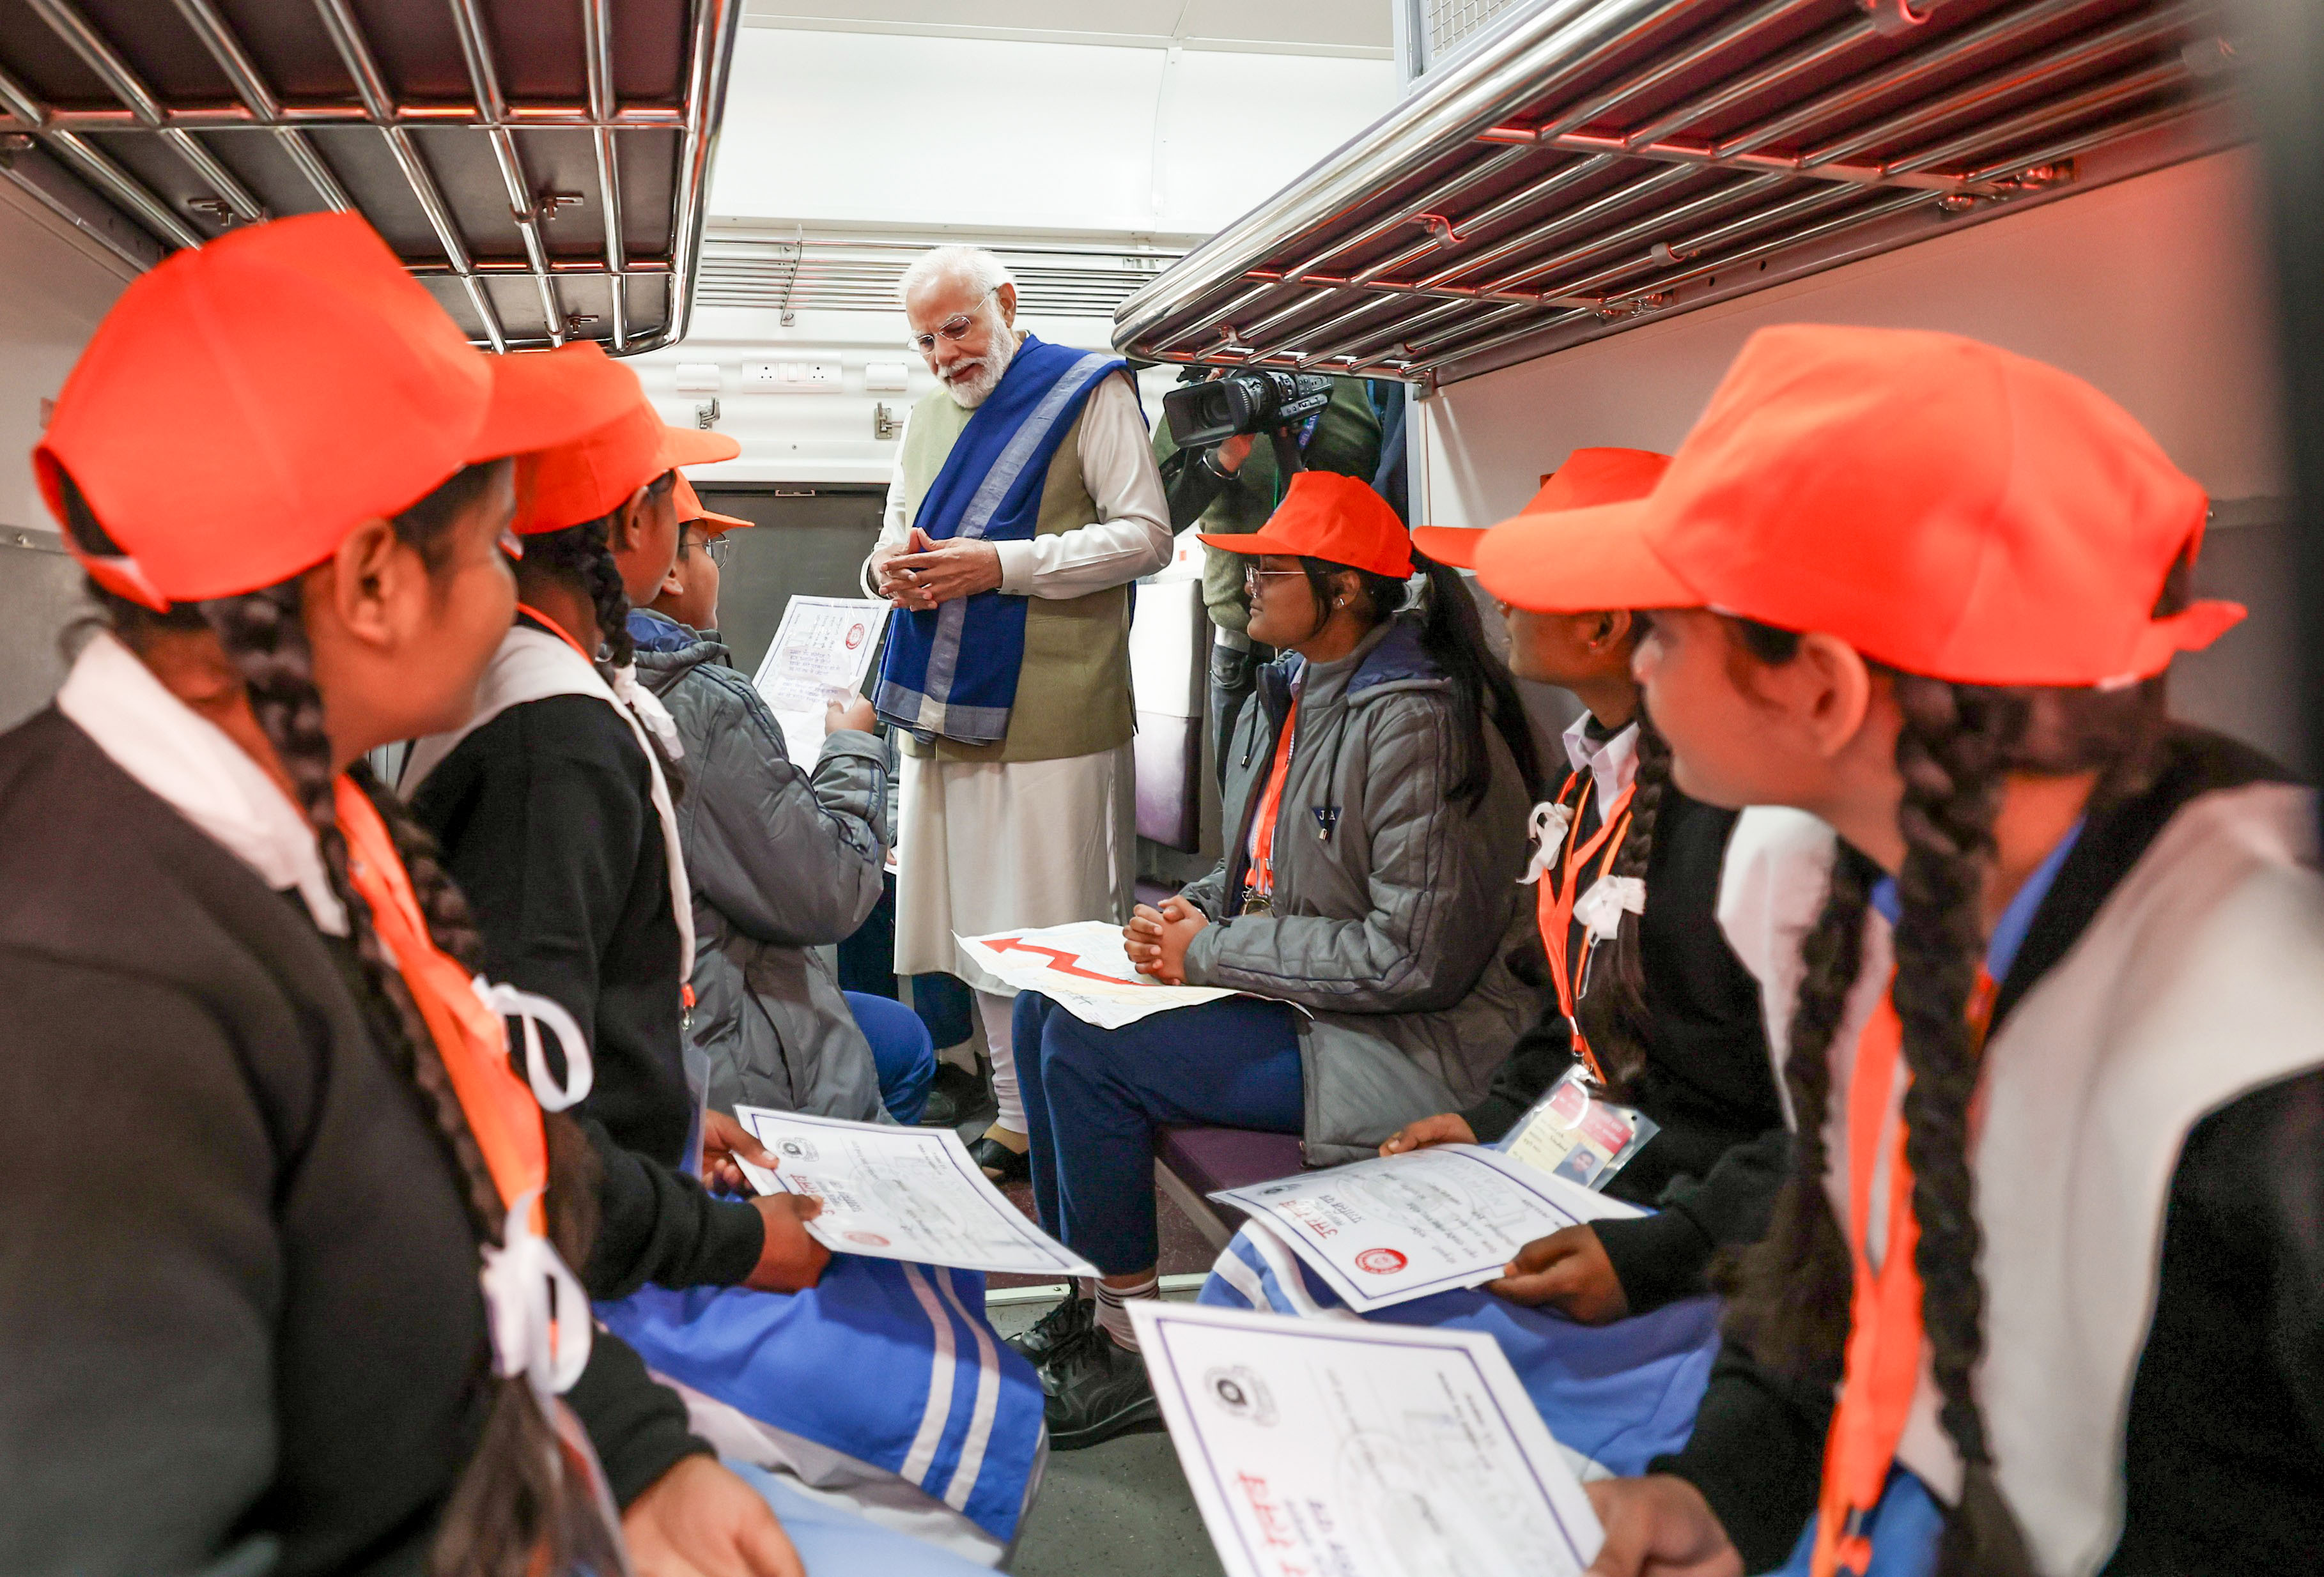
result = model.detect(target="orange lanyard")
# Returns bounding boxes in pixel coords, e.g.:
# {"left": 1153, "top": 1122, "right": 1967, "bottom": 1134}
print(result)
{"left": 1533, "top": 768, "right": 1635, "bottom": 1083}
{"left": 1813, "top": 971, "right": 1996, "bottom": 1577}
{"left": 336, "top": 776, "right": 546, "bottom": 1227}
{"left": 516, "top": 602, "right": 594, "bottom": 663}
{"left": 1247, "top": 693, "right": 1301, "bottom": 899}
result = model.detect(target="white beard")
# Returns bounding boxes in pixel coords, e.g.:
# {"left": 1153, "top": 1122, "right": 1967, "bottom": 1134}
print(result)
{"left": 940, "top": 321, "right": 1019, "bottom": 408}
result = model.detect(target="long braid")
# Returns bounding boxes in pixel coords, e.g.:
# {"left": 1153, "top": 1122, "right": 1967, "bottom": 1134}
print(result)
{"left": 1889, "top": 675, "right": 2038, "bottom": 1577}
{"left": 195, "top": 584, "right": 587, "bottom": 1577}
{"left": 1573, "top": 717, "right": 1671, "bottom": 1095}
{"left": 1719, "top": 842, "right": 1874, "bottom": 1394}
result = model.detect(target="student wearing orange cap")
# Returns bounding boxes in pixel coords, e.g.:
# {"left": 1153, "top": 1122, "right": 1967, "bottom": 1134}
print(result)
{"left": 1368, "top": 447, "right": 1788, "bottom": 1326}
{"left": 1009, "top": 470, "right": 1545, "bottom": 1447}
{"left": 1486, "top": 328, "right": 2323, "bottom": 1577}
{"left": 0, "top": 213, "right": 802, "bottom": 1577}
{"left": 627, "top": 479, "right": 934, "bottom": 1126}
{"left": 405, "top": 387, "right": 1041, "bottom": 1565}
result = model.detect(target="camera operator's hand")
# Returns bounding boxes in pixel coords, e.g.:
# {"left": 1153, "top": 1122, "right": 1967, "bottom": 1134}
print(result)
{"left": 1211, "top": 433, "right": 1255, "bottom": 477}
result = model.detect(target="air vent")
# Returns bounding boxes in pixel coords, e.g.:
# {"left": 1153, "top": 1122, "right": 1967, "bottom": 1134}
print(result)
{"left": 699, "top": 231, "right": 1186, "bottom": 321}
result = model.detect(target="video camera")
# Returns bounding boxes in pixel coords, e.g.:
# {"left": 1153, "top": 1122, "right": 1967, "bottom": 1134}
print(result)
{"left": 1161, "top": 368, "right": 1336, "bottom": 449}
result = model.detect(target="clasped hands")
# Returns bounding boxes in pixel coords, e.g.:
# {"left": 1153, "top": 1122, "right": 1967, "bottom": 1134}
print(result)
{"left": 873, "top": 526, "right": 1003, "bottom": 611}
{"left": 1124, "top": 895, "right": 1209, "bottom": 985}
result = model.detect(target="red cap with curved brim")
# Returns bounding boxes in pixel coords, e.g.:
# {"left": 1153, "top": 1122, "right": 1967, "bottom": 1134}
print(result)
{"left": 35, "top": 212, "right": 642, "bottom": 608}
{"left": 518, "top": 392, "right": 742, "bottom": 536}
{"left": 1473, "top": 325, "right": 2244, "bottom": 688}
{"left": 1411, "top": 447, "right": 1669, "bottom": 571}
{"left": 1198, "top": 470, "right": 1411, "bottom": 578}
{"left": 672, "top": 475, "right": 754, "bottom": 537}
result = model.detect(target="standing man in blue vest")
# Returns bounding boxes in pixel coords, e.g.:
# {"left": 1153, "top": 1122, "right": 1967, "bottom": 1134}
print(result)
{"left": 870, "top": 246, "right": 1170, "bottom": 1181}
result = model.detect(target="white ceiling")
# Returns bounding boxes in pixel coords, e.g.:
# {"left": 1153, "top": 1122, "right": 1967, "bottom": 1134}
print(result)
{"left": 742, "top": 0, "right": 1393, "bottom": 58}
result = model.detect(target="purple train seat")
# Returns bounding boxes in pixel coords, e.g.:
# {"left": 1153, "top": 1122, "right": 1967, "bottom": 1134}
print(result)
{"left": 1153, "top": 1125, "right": 1306, "bottom": 1251}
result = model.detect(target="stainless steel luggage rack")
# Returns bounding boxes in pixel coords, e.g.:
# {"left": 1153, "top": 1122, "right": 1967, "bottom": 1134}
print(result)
{"left": 1115, "top": 0, "right": 2245, "bottom": 388}
{"left": 0, "top": 0, "right": 743, "bottom": 354}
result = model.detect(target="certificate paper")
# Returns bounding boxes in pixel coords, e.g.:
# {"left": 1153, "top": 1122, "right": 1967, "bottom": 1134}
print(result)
{"left": 748, "top": 596, "right": 887, "bottom": 767}
{"left": 1211, "top": 1145, "right": 1641, "bottom": 1312}
{"left": 732, "top": 1107, "right": 1096, "bottom": 1277}
{"left": 1132, "top": 1302, "right": 1604, "bottom": 1577}
{"left": 957, "top": 921, "right": 1244, "bottom": 1029}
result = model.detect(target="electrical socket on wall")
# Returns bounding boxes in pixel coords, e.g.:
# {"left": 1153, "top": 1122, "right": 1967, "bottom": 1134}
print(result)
{"left": 744, "top": 360, "right": 842, "bottom": 392}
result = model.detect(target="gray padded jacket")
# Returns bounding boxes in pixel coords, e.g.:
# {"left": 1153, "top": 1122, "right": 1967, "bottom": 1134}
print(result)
{"left": 1179, "top": 616, "right": 1543, "bottom": 1164}
{"left": 630, "top": 612, "right": 892, "bottom": 1123}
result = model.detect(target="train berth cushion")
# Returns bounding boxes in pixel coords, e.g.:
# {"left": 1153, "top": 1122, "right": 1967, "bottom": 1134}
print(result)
{"left": 1155, "top": 1125, "right": 1306, "bottom": 1201}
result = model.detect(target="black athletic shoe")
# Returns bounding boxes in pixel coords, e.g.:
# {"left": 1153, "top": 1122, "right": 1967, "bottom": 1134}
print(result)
{"left": 966, "top": 1132, "right": 1032, "bottom": 1185}
{"left": 1005, "top": 1293, "right": 1093, "bottom": 1365}
{"left": 1041, "top": 1327, "right": 1161, "bottom": 1450}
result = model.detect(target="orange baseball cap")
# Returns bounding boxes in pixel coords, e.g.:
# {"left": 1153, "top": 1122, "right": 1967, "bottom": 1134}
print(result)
{"left": 1474, "top": 326, "right": 2243, "bottom": 687}
{"left": 672, "top": 475, "right": 754, "bottom": 537}
{"left": 1199, "top": 470, "right": 1412, "bottom": 579}
{"left": 36, "top": 211, "right": 643, "bottom": 608}
{"left": 1412, "top": 447, "right": 1669, "bottom": 571}
{"left": 517, "top": 379, "right": 742, "bottom": 535}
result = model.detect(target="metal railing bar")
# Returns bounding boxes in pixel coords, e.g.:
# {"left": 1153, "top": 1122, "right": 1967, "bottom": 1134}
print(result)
{"left": 1287, "top": 295, "right": 1487, "bottom": 367}
{"left": 1956, "top": 89, "right": 2227, "bottom": 185}
{"left": 275, "top": 129, "right": 352, "bottom": 210}
{"left": 169, "top": 0, "right": 279, "bottom": 120}
{"left": 1886, "top": 59, "right": 2185, "bottom": 177}
{"left": 46, "top": 130, "right": 205, "bottom": 247}
{"left": 24, "top": 0, "right": 162, "bottom": 125}
{"left": 1551, "top": 179, "right": 1861, "bottom": 297}
{"left": 1347, "top": 153, "right": 1620, "bottom": 286}
{"left": 1416, "top": 161, "right": 1699, "bottom": 291}
{"left": 1272, "top": 145, "right": 1537, "bottom": 284}
{"left": 1480, "top": 170, "right": 1791, "bottom": 295}
{"left": 0, "top": 61, "right": 50, "bottom": 127}
{"left": 383, "top": 123, "right": 508, "bottom": 350}
{"left": 0, "top": 106, "right": 682, "bottom": 132}
{"left": 442, "top": 0, "right": 559, "bottom": 342}
{"left": 1113, "top": 0, "right": 1703, "bottom": 353}
{"left": 460, "top": 275, "right": 507, "bottom": 353}
{"left": 1621, "top": 13, "right": 1875, "bottom": 151}
{"left": 1720, "top": 0, "right": 2109, "bottom": 159}
{"left": 626, "top": 0, "right": 741, "bottom": 353}
{"left": 446, "top": 0, "right": 509, "bottom": 125}
{"left": 408, "top": 259, "right": 672, "bottom": 276}
{"left": 1528, "top": 0, "right": 1820, "bottom": 144}
{"left": 586, "top": 0, "right": 626, "bottom": 346}
{"left": 313, "top": 0, "right": 396, "bottom": 122}
{"left": 1806, "top": 4, "right": 2199, "bottom": 171}
{"left": 27, "top": 0, "right": 266, "bottom": 222}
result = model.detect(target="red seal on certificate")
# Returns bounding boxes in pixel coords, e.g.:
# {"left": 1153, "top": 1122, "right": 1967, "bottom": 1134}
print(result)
{"left": 844, "top": 1231, "right": 891, "bottom": 1247}
{"left": 845, "top": 622, "right": 867, "bottom": 649}
{"left": 1354, "top": 1247, "right": 1407, "bottom": 1275}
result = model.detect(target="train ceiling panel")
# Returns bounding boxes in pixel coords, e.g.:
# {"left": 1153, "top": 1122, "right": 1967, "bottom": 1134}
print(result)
{"left": 0, "top": 0, "right": 741, "bottom": 354}
{"left": 1114, "top": 0, "right": 2246, "bottom": 388}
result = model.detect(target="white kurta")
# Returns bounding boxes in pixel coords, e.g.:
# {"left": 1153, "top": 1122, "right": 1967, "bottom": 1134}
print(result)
{"left": 878, "top": 371, "right": 1172, "bottom": 989}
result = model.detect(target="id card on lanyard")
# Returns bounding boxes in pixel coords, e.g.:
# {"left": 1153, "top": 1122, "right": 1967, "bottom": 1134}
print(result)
{"left": 1533, "top": 767, "right": 1636, "bottom": 1084}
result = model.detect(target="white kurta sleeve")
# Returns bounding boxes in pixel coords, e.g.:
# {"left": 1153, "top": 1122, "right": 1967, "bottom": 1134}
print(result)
{"left": 991, "top": 373, "right": 1172, "bottom": 599}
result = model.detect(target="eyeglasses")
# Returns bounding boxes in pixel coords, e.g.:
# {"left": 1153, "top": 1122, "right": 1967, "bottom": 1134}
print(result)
{"left": 1243, "top": 566, "right": 1306, "bottom": 592}
{"left": 905, "top": 286, "right": 998, "bottom": 353}
{"left": 706, "top": 536, "right": 733, "bottom": 566}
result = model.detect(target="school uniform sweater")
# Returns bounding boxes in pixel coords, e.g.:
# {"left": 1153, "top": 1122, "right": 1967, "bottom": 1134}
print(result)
{"left": 408, "top": 689, "right": 766, "bottom": 1298}
{"left": 1661, "top": 728, "right": 2324, "bottom": 1574}
{"left": 0, "top": 704, "right": 704, "bottom": 1576}
{"left": 1462, "top": 759, "right": 1786, "bottom": 1313}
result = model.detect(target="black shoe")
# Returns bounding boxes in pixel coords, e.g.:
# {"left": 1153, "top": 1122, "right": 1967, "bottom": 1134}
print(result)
{"left": 967, "top": 1132, "right": 1032, "bottom": 1185}
{"left": 1041, "top": 1327, "right": 1162, "bottom": 1450}
{"left": 1005, "top": 1293, "right": 1093, "bottom": 1365}
{"left": 916, "top": 1061, "right": 986, "bottom": 1128}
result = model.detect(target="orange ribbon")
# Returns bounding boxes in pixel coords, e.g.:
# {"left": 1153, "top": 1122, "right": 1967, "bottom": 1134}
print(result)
{"left": 1812, "top": 971, "right": 1997, "bottom": 1577}
{"left": 1246, "top": 693, "right": 1301, "bottom": 902}
{"left": 1532, "top": 767, "right": 1635, "bottom": 1084}
{"left": 335, "top": 776, "right": 546, "bottom": 1227}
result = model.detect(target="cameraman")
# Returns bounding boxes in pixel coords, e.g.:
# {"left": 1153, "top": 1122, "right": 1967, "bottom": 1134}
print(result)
{"left": 1153, "top": 372, "right": 1383, "bottom": 774}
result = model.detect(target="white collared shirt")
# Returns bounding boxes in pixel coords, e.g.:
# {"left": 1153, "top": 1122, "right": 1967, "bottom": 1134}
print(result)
{"left": 1560, "top": 712, "right": 1640, "bottom": 828}
{"left": 56, "top": 631, "right": 348, "bottom": 935}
